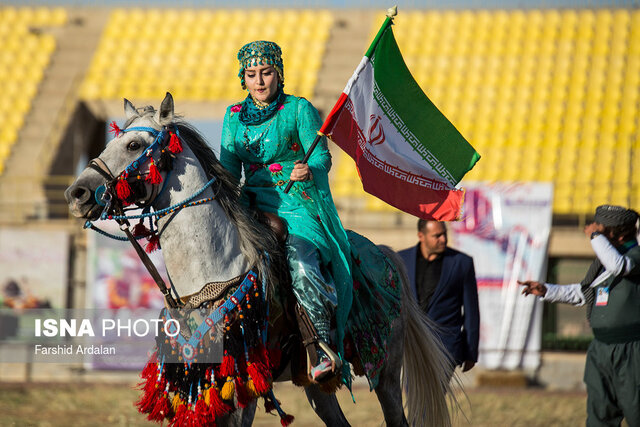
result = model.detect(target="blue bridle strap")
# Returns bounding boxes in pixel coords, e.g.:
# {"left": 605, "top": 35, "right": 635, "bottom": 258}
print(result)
{"left": 87, "top": 122, "right": 218, "bottom": 242}
{"left": 122, "top": 126, "right": 160, "bottom": 136}
{"left": 117, "top": 126, "right": 164, "bottom": 176}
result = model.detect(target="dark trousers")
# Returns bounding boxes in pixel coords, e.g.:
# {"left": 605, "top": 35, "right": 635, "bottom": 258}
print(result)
{"left": 584, "top": 339, "right": 640, "bottom": 427}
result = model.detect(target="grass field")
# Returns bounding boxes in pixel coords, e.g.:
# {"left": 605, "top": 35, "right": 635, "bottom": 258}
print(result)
{"left": 0, "top": 381, "right": 586, "bottom": 426}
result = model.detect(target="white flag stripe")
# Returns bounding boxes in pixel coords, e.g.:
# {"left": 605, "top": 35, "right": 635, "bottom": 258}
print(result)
{"left": 342, "top": 59, "right": 455, "bottom": 188}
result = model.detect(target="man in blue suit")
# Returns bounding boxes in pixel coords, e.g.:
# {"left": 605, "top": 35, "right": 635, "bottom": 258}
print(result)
{"left": 398, "top": 219, "right": 480, "bottom": 377}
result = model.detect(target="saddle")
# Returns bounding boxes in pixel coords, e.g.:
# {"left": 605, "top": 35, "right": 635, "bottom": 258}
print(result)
{"left": 261, "top": 211, "right": 288, "bottom": 243}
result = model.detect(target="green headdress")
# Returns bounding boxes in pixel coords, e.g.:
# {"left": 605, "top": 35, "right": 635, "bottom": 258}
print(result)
{"left": 237, "top": 40, "right": 284, "bottom": 90}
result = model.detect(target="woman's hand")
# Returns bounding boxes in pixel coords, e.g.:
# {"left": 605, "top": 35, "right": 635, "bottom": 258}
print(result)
{"left": 290, "top": 161, "right": 313, "bottom": 182}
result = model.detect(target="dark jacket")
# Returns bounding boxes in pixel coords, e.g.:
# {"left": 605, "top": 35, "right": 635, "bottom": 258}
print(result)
{"left": 398, "top": 245, "right": 480, "bottom": 364}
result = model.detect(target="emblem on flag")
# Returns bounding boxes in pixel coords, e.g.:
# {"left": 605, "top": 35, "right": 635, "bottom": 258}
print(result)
{"left": 368, "top": 115, "right": 386, "bottom": 146}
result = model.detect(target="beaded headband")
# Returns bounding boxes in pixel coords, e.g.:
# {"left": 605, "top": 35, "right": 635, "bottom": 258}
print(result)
{"left": 237, "top": 40, "right": 284, "bottom": 90}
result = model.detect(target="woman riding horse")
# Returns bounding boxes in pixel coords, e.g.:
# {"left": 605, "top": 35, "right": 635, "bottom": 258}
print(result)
{"left": 220, "top": 41, "right": 398, "bottom": 384}
{"left": 65, "top": 90, "right": 452, "bottom": 426}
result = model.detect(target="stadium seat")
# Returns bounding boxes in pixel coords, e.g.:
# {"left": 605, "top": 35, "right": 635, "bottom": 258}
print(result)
{"left": 81, "top": 9, "right": 333, "bottom": 103}
{"left": 0, "top": 6, "right": 67, "bottom": 176}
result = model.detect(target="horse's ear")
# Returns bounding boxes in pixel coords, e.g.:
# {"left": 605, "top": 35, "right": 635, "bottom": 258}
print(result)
{"left": 157, "top": 92, "right": 174, "bottom": 126}
{"left": 124, "top": 98, "right": 138, "bottom": 120}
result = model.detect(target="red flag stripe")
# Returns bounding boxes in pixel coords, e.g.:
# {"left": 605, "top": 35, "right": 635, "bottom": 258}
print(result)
{"left": 319, "top": 92, "right": 348, "bottom": 135}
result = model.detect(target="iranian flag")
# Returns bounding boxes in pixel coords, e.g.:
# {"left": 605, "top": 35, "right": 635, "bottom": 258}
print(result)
{"left": 320, "top": 12, "right": 480, "bottom": 221}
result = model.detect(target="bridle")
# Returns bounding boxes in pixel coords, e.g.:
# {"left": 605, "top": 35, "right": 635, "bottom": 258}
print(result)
{"left": 81, "top": 121, "right": 217, "bottom": 308}
{"left": 88, "top": 124, "right": 172, "bottom": 218}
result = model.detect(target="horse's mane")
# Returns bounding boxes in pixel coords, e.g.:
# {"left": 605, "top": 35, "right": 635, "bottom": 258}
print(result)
{"left": 172, "top": 120, "right": 287, "bottom": 290}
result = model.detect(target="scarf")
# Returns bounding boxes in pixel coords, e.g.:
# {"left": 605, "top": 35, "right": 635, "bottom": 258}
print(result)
{"left": 239, "top": 89, "right": 286, "bottom": 126}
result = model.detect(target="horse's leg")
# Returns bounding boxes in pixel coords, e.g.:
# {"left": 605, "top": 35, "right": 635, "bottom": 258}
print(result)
{"left": 374, "top": 316, "right": 409, "bottom": 426}
{"left": 240, "top": 400, "right": 257, "bottom": 427}
{"left": 304, "top": 383, "right": 351, "bottom": 427}
{"left": 217, "top": 401, "right": 257, "bottom": 427}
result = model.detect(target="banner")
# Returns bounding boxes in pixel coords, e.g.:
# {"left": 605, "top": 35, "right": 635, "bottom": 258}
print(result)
{"left": 0, "top": 228, "right": 68, "bottom": 309}
{"left": 87, "top": 223, "right": 167, "bottom": 311}
{"left": 449, "top": 182, "right": 553, "bottom": 370}
{"left": 86, "top": 222, "right": 168, "bottom": 369}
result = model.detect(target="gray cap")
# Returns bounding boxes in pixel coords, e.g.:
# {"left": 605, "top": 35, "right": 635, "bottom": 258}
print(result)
{"left": 594, "top": 205, "right": 639, "bottom": 227}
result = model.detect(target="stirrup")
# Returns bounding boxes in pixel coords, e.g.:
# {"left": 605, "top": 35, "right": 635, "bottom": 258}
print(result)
{"left": 310, "top": 358, "right": 333, "bottom": 382}
{"left": 307, "top": 341, "right": 342, "bottom": 384}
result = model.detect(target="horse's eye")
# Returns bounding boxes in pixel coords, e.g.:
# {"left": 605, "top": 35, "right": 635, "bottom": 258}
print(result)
{"left": 127, "top": 141, "right": 142, "bottom": 151}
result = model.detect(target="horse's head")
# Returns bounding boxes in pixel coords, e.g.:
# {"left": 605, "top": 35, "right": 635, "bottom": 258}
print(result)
{"left": 65, "top": 93, "right": 177, "bottom": 220}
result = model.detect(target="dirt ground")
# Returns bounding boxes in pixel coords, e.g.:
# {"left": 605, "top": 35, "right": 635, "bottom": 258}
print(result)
{"left": 0, "top": 381, "right": 587, "bottom": 426}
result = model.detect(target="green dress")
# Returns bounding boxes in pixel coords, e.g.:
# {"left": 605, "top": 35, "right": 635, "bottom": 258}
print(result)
{"left": 220, "top": 94, "right": 401, "bottom": 388}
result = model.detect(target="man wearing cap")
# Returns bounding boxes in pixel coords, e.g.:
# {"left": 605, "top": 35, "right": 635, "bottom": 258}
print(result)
{"left": 521, "top": 205, "right": 640, "bottom": 426}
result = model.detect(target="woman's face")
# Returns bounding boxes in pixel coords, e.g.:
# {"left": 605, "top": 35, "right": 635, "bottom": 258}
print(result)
{"left": 244, "top": 64, "right": 279, "bottom": 104}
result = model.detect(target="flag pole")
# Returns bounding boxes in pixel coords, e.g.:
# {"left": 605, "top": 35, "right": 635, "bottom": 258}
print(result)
{"left": 283, "top": 132, "right": 323, "bottom": 193}
{"left": 365, "top": 6, "right": 397, "bottom": 58}
{"left": 283, "top": 6, "right": 398, "bottom": 194}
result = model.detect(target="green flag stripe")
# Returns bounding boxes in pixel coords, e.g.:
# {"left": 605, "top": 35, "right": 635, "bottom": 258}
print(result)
{"left": 371, "top": 26, "right": 480, "bottom": 183}
{"left": 364, "top": 15, "right": 394, "bottom": 59}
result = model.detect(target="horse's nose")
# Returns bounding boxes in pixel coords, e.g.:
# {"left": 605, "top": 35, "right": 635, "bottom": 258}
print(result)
{"left": 65, "top": 184, "right": 91, "bottom": 204}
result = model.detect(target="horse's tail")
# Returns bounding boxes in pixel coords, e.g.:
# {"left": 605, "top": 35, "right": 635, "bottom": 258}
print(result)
{"left": 379, "top": 246, "right": 453, "bottom": 427}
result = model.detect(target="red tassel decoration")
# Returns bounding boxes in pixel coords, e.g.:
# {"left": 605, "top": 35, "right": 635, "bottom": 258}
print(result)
{"left": 136, "top": 355, "right": 165, "bottom": 416}
{"left": 235, "top": 377, "right": 250, "bottom": 408}
{"left": 148, "top": 384, "right": 171, "bottom": 421}
{"left": 255, "top": 343, "right": 270, "bottom": 364}
{"left": 264, "top": 397, "right": 278, "bottom": 414}
{"left": 136, "top": 379, "right": 162, "bottom": 414}
{"left": 139, "top": 378, "right": 156, "bottom": 398}
{"left": 116, "top": 177, "right": 131, "bottom": 200}
{"left": 146, "top": 161, "right": 163, "bottom": 184}
{"left": 247, "top": 361, "right": 271, "bottom": 396}
{"left": 135, "top": 389, "right": 157, "bottom": 414}
{"left": 280, "top": 413, "right": 295, "bottom": 427}
{"left": 268, "top": 346, "right": 282, "bottom": 370}
{"left": 140, "top": 354, "right": 158, "bottom": 379}
{"left": 220, "top": 354, "right": 235, "bottom": 377}
{"left": 209, "top": 387, "right": 232, "bottom": 418}
{"left": 109, "top": 121, "right": 122, "bottom": 137}
{"left": 194, "top": 397, "right": 211, "bottom": 426}
{"left": 168, "top": 132, "right": 183, "bottom": 153}
{"left": 132, "top": 220, "right": 151, "bottom": 238}
{"left": 145, "top": 235, "right": 160, "bottom": 253}
{"left": 169, "top": 403, "right": 188, "bottom": 427}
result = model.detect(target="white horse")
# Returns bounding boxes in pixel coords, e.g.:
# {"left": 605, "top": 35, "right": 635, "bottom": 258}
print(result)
{"left": 65, "top": 93, "right": 454, "bottom": 426}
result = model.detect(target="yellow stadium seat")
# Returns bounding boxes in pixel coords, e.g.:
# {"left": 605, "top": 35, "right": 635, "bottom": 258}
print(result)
{"left": 80, "top": 9, "right": 331, "bottom": 104}
{"left": 0, "top": 8, "right": 68, "bottom": 174}
{"left": 611, "top": 187, "right": 631, "bottom": 206}
{"left": 554, "top": 197, "right": 572, "bottom": 214}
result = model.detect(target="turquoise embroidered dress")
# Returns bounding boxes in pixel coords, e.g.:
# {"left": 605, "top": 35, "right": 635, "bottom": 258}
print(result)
{"left": 221, "top": 95, "right": 344, "bottom": 251}
{"left": 221, "top": 94, "right": 401, "bottom": 388}
{"left": 221, "top": 93, "right": 352, "bottom": 349}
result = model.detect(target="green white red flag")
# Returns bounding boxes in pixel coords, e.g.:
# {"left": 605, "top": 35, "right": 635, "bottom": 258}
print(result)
{"left": 320, "top": 13, "right": 480, "bottom": 221}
